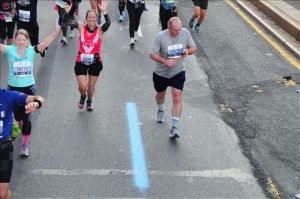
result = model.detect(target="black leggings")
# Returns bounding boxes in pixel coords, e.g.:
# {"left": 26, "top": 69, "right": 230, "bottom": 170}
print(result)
{"left": 17, "top": 21, "right": 39, "bottom": 46}
{"left": 0, "top": 143, "right": 13, "bottom": 183}
{"left": 159, "top": 4, "right": 177, "bottom": 30}
{"left": 126, "top": 1, "right": 144, "bottom": 38}
{"left": 119, "top": 0, "right": 126, "bottom": 15}
{"left": 58, "top": 7, "right": 71, "bottom": 37}
{"left": 69, "top": 0, "right": 79, "bottom": 17}
{"left": 7, "top": 85, "right": 36, "bottom": 135}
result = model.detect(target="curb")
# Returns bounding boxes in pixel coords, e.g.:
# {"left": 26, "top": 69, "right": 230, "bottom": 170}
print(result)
{"left": 234, "top": 0, "right": 300, "bottom": 60}
{"left": 250, "top": 0, "right": 300, "bottom": 41}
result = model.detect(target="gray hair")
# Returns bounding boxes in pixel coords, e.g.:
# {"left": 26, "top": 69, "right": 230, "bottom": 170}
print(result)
{"left": 168, "top": 17, "right": 182, "bottom": 28}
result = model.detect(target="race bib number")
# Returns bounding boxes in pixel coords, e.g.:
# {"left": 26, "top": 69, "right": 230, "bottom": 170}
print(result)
{"left": 13, "top": 61, "right": 31, "bottom": 77}
{"left": 80, "top": 54, "right": 94, "bottom": 65}
{"left": 167, "top": 44, "right": 184, "bottom": 59}
{"left": 0, "top": 120, "right": 3, "bottom": 138}
{"left": 19, "top": 10, "right": 30, "bottom": 22}
{"left": 166, "top": 0, "right": 175, "bottom": 3}
{"left": 4, "top": 15, "right": 13, "bottom": 22}
{"left": 0, "top": 107, "right": 4, "bottom": 138}
{"left": 17, "top": 0, "right": 30, "bottom": 6}
{"left": 55, "top": 0, "right": 67, "bottom": 8}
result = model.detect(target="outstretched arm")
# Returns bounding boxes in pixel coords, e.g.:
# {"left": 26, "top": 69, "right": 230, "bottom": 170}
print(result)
{"left": 98, "top": 0, "right": 111, "bottom": 36}
{"left": 25, "top": 95, "right": 45, "bottom": 114}
{"left": 0, "top": 43, "right": 6, "bottom": 53}
{"left": 36, "top": 21, "right": 60, "bottom": 53}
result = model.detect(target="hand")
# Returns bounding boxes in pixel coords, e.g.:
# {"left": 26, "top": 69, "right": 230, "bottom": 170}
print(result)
{"left": 97, "top": 0, "right": 107, "bottom": 13}
{"left": 65, "top": 4, "right": 71, "bottom": 11}
{"left": 10, "top": 9, "right": 16, "bottom": 17}
{"left": 25, "top": 102, "right": 39, "bottom": 114}
{"left": 164, "top": 59, "right": 177, "bottom": 68}
{"left": 181, "top": 49, "right": 189, "bottom": 57}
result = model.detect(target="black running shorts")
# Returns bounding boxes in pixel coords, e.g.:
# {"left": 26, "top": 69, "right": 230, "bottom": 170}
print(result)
{"left": 193, "top": 0, "right": 208, "bottom": 9}
{"left": 0, "top": 142, "right": 13, "bottom": 183}
{"left": 74, "top": 61, "right": 103, "bottom": 76}
{"left": 153, "top": 71, "right": 186, "bottom": 92}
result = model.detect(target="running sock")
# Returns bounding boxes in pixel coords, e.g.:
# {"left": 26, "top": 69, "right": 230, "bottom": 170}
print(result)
{"left": 171, "top": 117, "right": 180, "bottom": 128}
{"left": 158, "top": 104, "right": 164, "bottom": 111}
{"left": 134, "top": 31, "right": 138, "bottom": 41}
{"left": 22, "top": 135, "right": 30, "bottom": 145}
{"left": 130, "top": 38, "right": 134, "bottom": 44}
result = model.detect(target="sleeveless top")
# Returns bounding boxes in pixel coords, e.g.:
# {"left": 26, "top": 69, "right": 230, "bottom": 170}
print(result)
{"left": 76, "top": 25, "right": 102, "bottom": 65}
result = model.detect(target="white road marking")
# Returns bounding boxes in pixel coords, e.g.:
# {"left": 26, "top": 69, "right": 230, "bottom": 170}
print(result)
{"left": 28, "top": 168, "right": 253, "bottom": 183}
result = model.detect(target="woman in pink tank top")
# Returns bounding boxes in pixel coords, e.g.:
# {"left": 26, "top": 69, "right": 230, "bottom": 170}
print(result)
{"left": 68, "top": 0, "right": 111, "bottom": 111}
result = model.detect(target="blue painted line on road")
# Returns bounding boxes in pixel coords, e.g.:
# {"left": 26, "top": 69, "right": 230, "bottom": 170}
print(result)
{"left": 126, "top": 102, "right": 149, "bottom": 190}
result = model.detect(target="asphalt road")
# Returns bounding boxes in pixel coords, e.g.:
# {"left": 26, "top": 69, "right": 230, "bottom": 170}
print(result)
{"left": 0, "top": 0, "right": 298, "bottom": 198}
{"left": 177, "top": 0, "right": 300, "bottom": 198}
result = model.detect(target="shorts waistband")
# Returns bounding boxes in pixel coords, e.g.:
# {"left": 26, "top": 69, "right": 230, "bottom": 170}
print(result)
{"left": 0, "top": 139, "right": 12, "bottom": 149}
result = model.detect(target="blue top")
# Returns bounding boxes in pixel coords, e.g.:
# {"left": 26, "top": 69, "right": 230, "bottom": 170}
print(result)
{"left": 6, "top": 45, "right": 37, "bottom": 87}
{"left": 160, "top": 0, "right": 175, "bottom": 10}
{"left": 0, "top": 89, "right": 27, "bottom": 141}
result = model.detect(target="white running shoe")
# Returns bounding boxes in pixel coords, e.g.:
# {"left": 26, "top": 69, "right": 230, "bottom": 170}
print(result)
{"left": 69, "top": 29, "right": 75, "bottom": 38}
{"left": 61, "top": 36, "right": 68, "bottom": 46}
{"left": 156, "top": 110, "right": 164, "bottom": 123}
{"left": 20, "top": 144, "right": 29, "bottom": 157}
{"left": 129, "top": 38, "right": 135, "bottom": 49}
{"left": 169, "top": 126, "right": 180, "bottom": 139}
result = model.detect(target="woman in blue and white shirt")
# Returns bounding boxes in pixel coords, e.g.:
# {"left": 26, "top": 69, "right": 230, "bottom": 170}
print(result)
{"left": 0, "top": 23, "right": 59, "bottom": 157}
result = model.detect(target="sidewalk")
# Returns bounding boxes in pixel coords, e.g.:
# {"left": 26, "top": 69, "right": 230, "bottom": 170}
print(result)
{"left": 234, "top": 0, "right": 300, "bottom": 60}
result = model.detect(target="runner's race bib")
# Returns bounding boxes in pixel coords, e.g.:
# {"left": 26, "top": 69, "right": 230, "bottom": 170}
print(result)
{"left": 4, "top": 15, "right": 13, "bottom": 22}
{"left": 166, "top": 0, "right": 175, "bottom": 3}
{"left": 19, "top": 10, "right": 30, "bottom": 22}
{"left": 17, "top": 0, "right": 30, "bottom": 6}
{"left": 80, "top": 54, "right": 94, "bottom": 65}
{"left": 0, "top": 120, "right": 3, "bottom": 139}
{"left": 13, "top": 61, "right": 31, "bottom": 76}
{"left": 55, "top": 0, "right": 67, "bottom": 8}
{"left": 167, "top": 44, "right": 184, "bottom": 59}
{"left": 0, "top": 106, "right": 5, "bottom": 139}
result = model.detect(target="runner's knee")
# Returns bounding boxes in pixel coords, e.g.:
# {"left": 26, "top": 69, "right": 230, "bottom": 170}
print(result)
{"left": 172, "top": 92, "right": 182, "bottom": 104}
{"left": 0, "top": 185, "right": 9, "bottom": 199}
{"left": 157, "top": 92, "right": 166, "bottom": 100}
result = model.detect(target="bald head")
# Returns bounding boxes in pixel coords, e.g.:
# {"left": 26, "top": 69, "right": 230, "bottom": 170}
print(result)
{"left": 168, "top": 17, "right": 182, "bottom": 29}
{"left": 167, "top": 17, "right": 182, "bottom": 37}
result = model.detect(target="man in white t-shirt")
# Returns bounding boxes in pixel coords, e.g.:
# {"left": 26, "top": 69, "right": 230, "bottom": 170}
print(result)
{"left": 150, "top": 17, "right": 196, "bottom": 139}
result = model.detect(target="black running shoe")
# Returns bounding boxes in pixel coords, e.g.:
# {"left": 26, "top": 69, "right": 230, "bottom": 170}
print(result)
{"left": 130, "top": 42, "right": 135, "bottom": 49}
{"left": 78, "top": 95, "right": 86, "bottom": 109}
{"left": 86, "top": 100, "right": 94, "bottom": 111}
